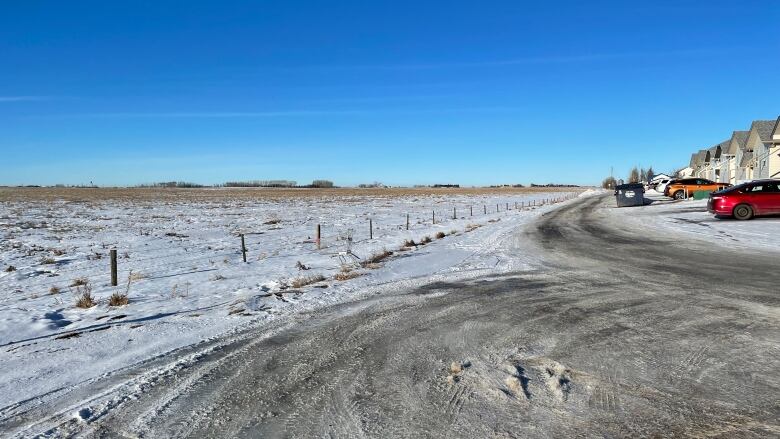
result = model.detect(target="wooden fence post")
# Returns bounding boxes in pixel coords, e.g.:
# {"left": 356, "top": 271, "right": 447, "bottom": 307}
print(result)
{"left": 432, "top": 210, "right": 436, "bottom": 224}
{"left": 240, "top": 234, "right": 247, "bottom": 263}
{"left": 506, "top": 202, "right": 509, "bottom": 210}
{"left": 110, "top": 249, "right": 117, "bottom": 286}
{"left": 453, "top": 207, "right": 456, "bottom": 220}
{"left": 484, "top": 205, "right": 487, "bottom": 214}
{"left": 316, "top": 224, "right": 321, "bottom": 249}
{"left": 406, "top": 213, "right": 409, "bottom": 230}
{"left": 470, "top": 205, "right": 473, "bottom": 216}
{"left": 369, "top": 219, "right": 373, "bottom": 239}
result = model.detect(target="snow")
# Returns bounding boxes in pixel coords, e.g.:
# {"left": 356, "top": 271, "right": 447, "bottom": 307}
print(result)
{"left": 0, "top": 189, "right": 579, "bottom": 412}
{"left": 607, "top": 189, "right": 780, "bottom": 253}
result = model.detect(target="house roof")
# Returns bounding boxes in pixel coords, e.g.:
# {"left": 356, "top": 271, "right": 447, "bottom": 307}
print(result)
{"left": 694, "top": 149, "right": 707, "bottom": 166}
{"left": 772, "top": 116, "right": 780, "bottom": 142}
{"left": 749, "top": 120, "right": 775, "bottom": 143}
{"left": 725, "top": 130, "right": 749, "bottom": 155}
{"left": 689, "top": 153, "right": 698, "bottom": 167}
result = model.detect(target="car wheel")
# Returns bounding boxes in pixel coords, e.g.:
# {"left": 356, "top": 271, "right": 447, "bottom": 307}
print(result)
{"left": 733, "top": 204, "right": 754, "bottom": 220}
{"left": 673, "top": 190, "right": 685, "bottom": 200}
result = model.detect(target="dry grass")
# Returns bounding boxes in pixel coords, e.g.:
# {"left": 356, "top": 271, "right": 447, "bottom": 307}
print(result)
{"left": 0, "top": 186, "right": 585, "bottom": 203}
{"left": 403, "top": 239, "right": 417, "bottom": 247}
{"left": 291, "top": 274, "right": 326, "bottom": 288}
{"left": 40, "top": 257, "right": 56, "bottom": 265}
{"left": 361, "top": 249, "right": 393, "bottom": 267}
{"left": 4, "top": 265, "right": 15, "bottom": 272}
{"left": 465, "top": 223, "right": 482, "bottom": 232}
{"left": 334, "top": 271, "right": 363, "bottom": 281}
{"left": 70, "top": 277, "right": 89, "bottom": 287}
{"left": 420, "top": 236, "right": 432, "bottom": 245}
{"left": 74, "top": 284, "right": 96, "bottom": 309}
{"left": 435, "top": 232, "right": 446, "bottom": 239}
{"left": 49, "top": 286, "right": 61, "bottom": 295}
{"left": 128, "top": 271, "right": 146, "bottom": 281}
{"left": 52, "top": 249, "right": 66, "bottom": 256}
{"left": 108, "top": 292, "right": 129, "bottom": 306}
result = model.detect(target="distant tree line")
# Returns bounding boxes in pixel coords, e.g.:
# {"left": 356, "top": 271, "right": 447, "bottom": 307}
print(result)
{"left": 530, "top": 183, "right": 581, "bottom": 188}
{"left": 136, "top": 181, "right": 205, "bottom": 188}
{"left": 223, "top": 180, "right": 298, "bottom": 188}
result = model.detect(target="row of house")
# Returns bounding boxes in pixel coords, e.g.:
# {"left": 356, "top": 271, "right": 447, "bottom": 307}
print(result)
{"left": 683, "top": 116, "right": 780, "bottom": 184}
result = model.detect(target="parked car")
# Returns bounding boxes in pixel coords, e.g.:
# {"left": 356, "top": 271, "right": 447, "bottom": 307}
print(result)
{"left": 655, "top": 178, "right": 672, "bottom": 193}
{"left": 664, "top": 178, "right": 730, "bottom": 199}
{"left": 708, "top": 179, "right": 780, "bottom": 220}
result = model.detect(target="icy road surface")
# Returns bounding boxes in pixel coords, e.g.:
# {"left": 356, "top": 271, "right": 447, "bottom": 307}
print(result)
{"left": 3, "top": 194, "right": 779, "bottom": 438}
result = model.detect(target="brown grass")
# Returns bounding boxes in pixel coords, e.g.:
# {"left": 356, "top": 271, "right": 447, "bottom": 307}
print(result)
{"left": 361, "top": 249, "right": 393, "bottom": 267}
{"left": 435, "top": 232, "right": 446, "bottom": 239}
{"left": 4, "top": 265, "right": 15, "bottom": 272}
{"left": 291, "top": 274, "right": 326, "bottom": 288}
{"left": 70, "top": 277, "right": 89, "bottom": 287}
{"left": 108, "top": 292, "right": 129, "bottom": 306}
{"left": 40, "top": 257, "right": 56, "bottom": 265}
{"left": 49, "top": 286, "right": 61, "bottom": 295}
{"left": 420, "top": 236, "right": 432, "bottom": 245}
{"left": 75, "top": 286, "right": 96, "bottom": 309}
{"left": 334, "top": 271, "right": 363, "bottom": 281}
{"left": 403, "top": 239, "right": 417, "bottom": 247}
{"left": 0, "top": 186, "right": 586, "bottom": 203}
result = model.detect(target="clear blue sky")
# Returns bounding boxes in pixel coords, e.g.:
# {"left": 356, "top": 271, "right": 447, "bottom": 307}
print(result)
{"left": 2, "top": 1, "right": 779, "bottom": 187}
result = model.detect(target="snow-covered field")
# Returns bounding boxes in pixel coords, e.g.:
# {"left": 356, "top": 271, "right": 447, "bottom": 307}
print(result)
{"left": 0, "top": 187, "right": 581, "bottom": 413}
{"left": 609, "top": 189, "right": 780, "bottom": 253}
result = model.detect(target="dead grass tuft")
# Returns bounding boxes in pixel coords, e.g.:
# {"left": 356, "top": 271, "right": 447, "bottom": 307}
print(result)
{"left": 334, "top": 271, "right": 363, "bottom": 281}
{"left": 403, "top": 239, "right": 417, "bottom": 247}
{"left": 435, "top": 232, "right": 446, "bottom": 239}
{"left": 108, "top": 292, "right": 129, "bottom": 306}
{"left": 49, "top": 286, "right": 61, "bottom": 295}
{"left": 71, "top": 277, "right": 89, "bottom": 287}
{"left": 4, "top": 265, "right": 15, "bottom": 272}
{"left": 291, "top": 274, "right": 326, "bottom": 288}
{"left": 360, "top": 249, "right": 393, "bottom": 267}
{"left": 74, "top": 283, "right": 96, "bottom": 309}
{"left": 420, "top": 236, "right": 432, "bottom": 245}
{"left": 40, "top": 257, "right": 56, "bottom": 265}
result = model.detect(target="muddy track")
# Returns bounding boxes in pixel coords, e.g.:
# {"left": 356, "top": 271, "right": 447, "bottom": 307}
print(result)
{"left": 14, "top": 195, "right": 780, "bottom": 438}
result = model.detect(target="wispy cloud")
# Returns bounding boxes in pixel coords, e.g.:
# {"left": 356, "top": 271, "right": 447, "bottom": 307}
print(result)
{"left": 0, "top": 96, "right": 51, "bottom": 102}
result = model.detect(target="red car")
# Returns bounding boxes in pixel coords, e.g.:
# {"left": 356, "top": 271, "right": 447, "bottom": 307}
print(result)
{"left": 708, "top": 179, "right": 780, "bottom": 220}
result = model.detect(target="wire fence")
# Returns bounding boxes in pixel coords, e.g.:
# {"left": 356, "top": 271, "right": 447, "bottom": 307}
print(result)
{"left": 1, "top": 193, "right": 578, "bottom": 300}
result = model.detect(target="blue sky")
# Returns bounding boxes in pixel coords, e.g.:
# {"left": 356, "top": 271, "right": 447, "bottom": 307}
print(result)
{"left": 2, "top": 1, "right": 779, "bottom": 187}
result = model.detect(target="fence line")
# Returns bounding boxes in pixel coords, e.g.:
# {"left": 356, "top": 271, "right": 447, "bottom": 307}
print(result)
{"left": 2, "top": 193, "right": 578, "bottom": 294}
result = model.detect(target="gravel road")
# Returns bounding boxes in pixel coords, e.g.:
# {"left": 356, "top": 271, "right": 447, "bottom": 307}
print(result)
{"left": 15, "top": 195, "right": 780, "bottom": 438}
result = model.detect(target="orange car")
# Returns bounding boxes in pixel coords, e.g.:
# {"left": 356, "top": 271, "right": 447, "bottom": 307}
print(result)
{"left": 664, "top": 178, "right": 730, "bottom": 199}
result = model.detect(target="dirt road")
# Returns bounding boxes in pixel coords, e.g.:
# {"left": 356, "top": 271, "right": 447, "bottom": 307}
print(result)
{"left": 9, "top": 195, "right": 780, "bottom": 438}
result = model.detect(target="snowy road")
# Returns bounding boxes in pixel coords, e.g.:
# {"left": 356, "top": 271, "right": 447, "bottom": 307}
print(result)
{"left": 6, "top": 194, "right": 780, "bottom": 437}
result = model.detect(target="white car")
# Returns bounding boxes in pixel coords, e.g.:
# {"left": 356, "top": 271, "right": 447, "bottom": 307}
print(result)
{"left": 655, "top": 179, "right": 673, "bottom": 194}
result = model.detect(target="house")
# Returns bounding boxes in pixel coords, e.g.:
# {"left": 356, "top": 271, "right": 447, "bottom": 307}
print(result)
{"left": 721, "top": 130, "right": 748, "bottom": 184}
{"left": 745, "top": 120, "right": 776, "bottom": 180}
{"left": 678, "top": 166, "right": 694, "bottom": 178}
{"left": 700, "top": 142, "right": 726, "bottom": 181}
{"left": 693, "top": 149, "right": 707, "bottom": 178}
{"left": 649, "top": 173, "right": 672, "bottom": 183}
{"left": 770, "top": 117, "right": 780, "bottom": 178}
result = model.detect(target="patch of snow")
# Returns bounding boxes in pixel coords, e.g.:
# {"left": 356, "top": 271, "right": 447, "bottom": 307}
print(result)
{"left": 0, "top": 190, "right": 579, "bottom": 414}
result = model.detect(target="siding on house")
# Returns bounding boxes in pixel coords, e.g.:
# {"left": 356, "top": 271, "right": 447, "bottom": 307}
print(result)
{"left": 746, "top": 120, "right": 775, "bottom": 180}
{"left": 767, "top": 117, "right": 780, "bottom": 179}
{"left": 724, "top": 131, "right": 748, "bottom": 184}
